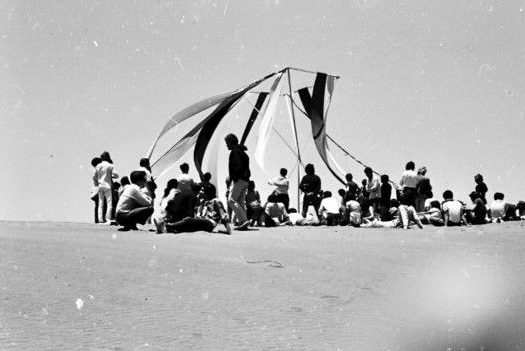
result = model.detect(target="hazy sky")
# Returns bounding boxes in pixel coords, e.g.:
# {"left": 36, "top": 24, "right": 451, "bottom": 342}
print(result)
{"left": 2, "top": 0, "right": 524, "bottom": 223}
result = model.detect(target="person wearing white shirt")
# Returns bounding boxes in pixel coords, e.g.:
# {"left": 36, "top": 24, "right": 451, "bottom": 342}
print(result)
{"left": 115, "top": 170, "right": 153, "bottom": 231}
{"left": 441, "top": 190, "right": 467, "bottom": 226}
{"left": 93, "top": 153, "right": 119, "bottom": 224}
{"left": 400, "top": 161, "right": 419, "bottom": 208}
{"left": 268, "top": 168, "right": 290, "bottom": 210}
{"left": 364, "top": 167, "right": 381, "bottom": 218}
{"left": 318, "top": 191, "right": 341, "bottom": 226}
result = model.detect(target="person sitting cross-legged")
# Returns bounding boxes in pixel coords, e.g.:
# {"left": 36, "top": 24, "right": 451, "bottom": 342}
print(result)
{"left": 160, "top": 185, "right": 231, "bottom": 235}
{"left": 318, "top": 191, "right": 341, "bottom": 226}
{"left": 115, "top": 170, "right": 154, "bottom": 231}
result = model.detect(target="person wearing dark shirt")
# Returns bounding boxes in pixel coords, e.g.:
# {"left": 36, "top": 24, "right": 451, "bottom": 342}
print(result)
{"left": 466, "top": 191, "right": 487, "bottom": 225}
{"left": 344, "top": 173, "right": 360, "bottom": 202}
{"left": 299, "top": 163, "right": 322, "bottom": 217}
{"left": 379, "top": 174, "right": 392, "bottom": 221}
{"left": 474, "top": 174, "right": 488, "bottom": 204}
{"left": 225, "top": 133, "right": 251, "bottom": 229}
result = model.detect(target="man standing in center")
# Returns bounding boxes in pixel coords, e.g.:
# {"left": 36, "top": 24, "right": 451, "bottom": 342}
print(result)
{"left": 225, "top": 134, "right": 251, "bottom": 230}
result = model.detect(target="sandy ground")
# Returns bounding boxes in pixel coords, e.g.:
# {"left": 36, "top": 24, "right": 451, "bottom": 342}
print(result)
{"left": 1, "top": 221, "right": 525, "bottom": 350}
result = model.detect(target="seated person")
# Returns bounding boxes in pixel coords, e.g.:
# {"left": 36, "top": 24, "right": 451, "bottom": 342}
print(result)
{"left": 418, "top": 200, "right": 444, "bottom": 226}
{"left": 465, "top": 191, "right": 488, "bottom": 225}
{"left": 517, "top": 201, "right": 525, "bottom": 220}
{"left": 260, "top": 194, "right": 289, "bottom": 227}
{"left": 318, "top": 191, "right": 341, "bottom": 226}
{"left": 245, "top": 181, "right": 262, "bottom": 226}
{"left": 442, "top": 190, "right": 467, "bottom": 226}
{"left": 160, "top": 185, "right": 231, "bottom": 234}
{"left": 488, "top": 192, "right": 517, "bottom": 222}
{"left": 343, "top": 199, "right": 362, "bottom": 227}
{"left": 115, "top": 170, "right": 154, "bottom": 231}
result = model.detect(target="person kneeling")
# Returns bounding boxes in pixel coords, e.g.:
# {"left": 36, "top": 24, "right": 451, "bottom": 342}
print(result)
{"left": 161, "top": 185, "right": 231, "bottom": 235}
{"left": 115, "top": 170, "right": 154, "bottom": 231}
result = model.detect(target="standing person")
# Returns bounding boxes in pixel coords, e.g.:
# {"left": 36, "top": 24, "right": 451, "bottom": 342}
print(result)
{"left": 93, "top": 152, "right": 119, "bottom": 224}
{"left": 415, "top": 167, "right": 433, "bottom": 212}
{"left": 364, "top": 167, "right": 381, "bottom": 218}
{"left": 442, "top": 190, "right": 467, "bottom": 226}
{"left": 225, "top": 134, "right": 251, "bottom": 230}
{"left": 474, "top": 174, "right": 488, "bottom": 204}
{"left": 268, "top": 168, "right": 290, "bottom": 210}
{"left": 400, "top": 161, "right": 419, "bottom": 208}
{"left": 299, "top": 163, "right": 322, "bottom": 217}
{"left": 90, "top": 157, "right": 102, "bottom": 223}
{"left": 344, "top": 173, "right": 360, "bottom": 202}
{"left": 115, "top": 170, "right": 153, "bottom": 231}
{"left": 177, "top": 162, "right": 197, "bottom": 218}
{"left": 379, "top": 174, "right": 392, "bottom": 221}
{"left": 138, "top": 158, "right": 157, "bottom": 199}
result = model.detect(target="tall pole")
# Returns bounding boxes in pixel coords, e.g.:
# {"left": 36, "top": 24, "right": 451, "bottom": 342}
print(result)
{"left": 287, "top": 67, "right": 302, "bottom": 209}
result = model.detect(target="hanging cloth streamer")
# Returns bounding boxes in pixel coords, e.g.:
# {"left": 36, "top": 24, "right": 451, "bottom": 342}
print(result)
{"left": 254, "top": 73, "right": 284, "bottom": 174}
{"left": 147, "top": 90, "right": 236, "bottom": 159}
{"left": 152, "top": 73, "right": 276, "bottom": 178}
{"left": 240, "top": 92, "right": 269, "bottom": 146}
{"left": 298, "top": 73, "right": 346, "bottom": 185}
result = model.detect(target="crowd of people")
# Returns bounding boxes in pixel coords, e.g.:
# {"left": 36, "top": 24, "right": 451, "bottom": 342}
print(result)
{"left": 91, "top": 134, "right": 525, "bottom": 234}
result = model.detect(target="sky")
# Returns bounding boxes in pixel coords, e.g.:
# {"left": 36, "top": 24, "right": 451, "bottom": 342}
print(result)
{"left": 1, "top": 0, "right": 524, "bottom": 223}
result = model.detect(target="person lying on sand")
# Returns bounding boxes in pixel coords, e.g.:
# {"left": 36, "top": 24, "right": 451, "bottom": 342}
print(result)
{"left": 156, "top": 185, "right": 231, "bottom": 235}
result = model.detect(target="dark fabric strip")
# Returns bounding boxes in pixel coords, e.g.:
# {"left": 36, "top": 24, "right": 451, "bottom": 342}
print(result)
{"left": 240, "top": 92, "right": 268, "bottom": 146}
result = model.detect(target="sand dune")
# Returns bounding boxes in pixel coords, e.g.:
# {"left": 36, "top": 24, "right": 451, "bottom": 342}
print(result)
{"left": 1, "top": 220, "right": 524, "bottom": 350}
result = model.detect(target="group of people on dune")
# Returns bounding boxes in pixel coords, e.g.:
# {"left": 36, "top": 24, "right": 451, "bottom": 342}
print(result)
{"left": 91, "top": 134, "right": 525, "bottom": 234}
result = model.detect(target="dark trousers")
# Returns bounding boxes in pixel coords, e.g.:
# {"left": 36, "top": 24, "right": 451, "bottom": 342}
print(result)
{"left": 166, "top": 217, "right": 215, "bottom": 233}
{"left": 276, "top": 193, "right": 290, "bottom": 211}
{"left": 302, "top": 194, "right": 321, "bottom": 217}
{"left": 403, "top": 187, "right": 417, "bottom": 208}
{"left": 116, "top": 207, "right": 154, "bottom": 228}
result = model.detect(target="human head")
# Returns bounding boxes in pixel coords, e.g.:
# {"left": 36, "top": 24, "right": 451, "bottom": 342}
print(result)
{"left": 203, "top": 172, "right": 212, "bottom": 182}
{"left": 248, "top": 180, "right": 255, "bottom": 190}
{"left": 139, "top": 158, "right": 150, "bottom": 168}
{"left": 405, "top": 161, "right": 415, "bottom": 171}
{"left": 100, "top": 151, "right": 112, "bottom": 163}
{"left": 494, "top": 192, "right": 504, "bottom": 200}
{"left": 180, "top": 162, "right": 189, "bottom": 174}
{"left": 469, "top": 191, "right": 481, "bottom": 201}
{"left": 120, "top": 176, "right": 130, "bottom": 186}
{"left": 163, "top": 178, "right": 178, "bottom": 198}
{"left": 288, "top": 208, "right": 298, "bottom": 213}
{"left": 430, "top": 200, "right": 441, "bottom": 210}
{"left": 305, "top": 163, "right": 315, "bottom": 175}
{"left": 380, "top": 174, "right": 389, "bottom": 184}
{"left": 268, "top": 194, "right": 278, "bottom": 203}
{"left": 474, "top": 174, "right": 483, "bottom": 183}
{"left": 225, "top": 176, "right": 231, "bottom": 186}
{"left": 345, "top": 173, "right": 353, "bottom": 182}
{"left": 130, "top": 170, "right": 147, "bottom": 187}
{"left": 364, "top": 167, "right": 373, "bottom": 179}
{"left": 323, "top": 191, "right": 332, "bottom": 198}
{"left": 361, "top": 179, "right": 367, "bottom": 186}
{"left": 91, "top": 157, "right": 102, "bottom": 168}
{"left": 203, "top": 183, "right": 217, "bottom": 200}
{"left": 390, "top": 198, "right": 400, "bottom": 208}
{"left": 443, "top": 190, "right": 454, "bottom": 200}
{"left": 224, "top": 133, "right": 239, "bottom": 150}
{"left": 417, "top": 167, "right": 427, "bottom": 176}
{"left": 337, "top": 188, "right": 346, "bottom": 197}
{"left": 280, "top": 168, "right": 288, "bottom": 177}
